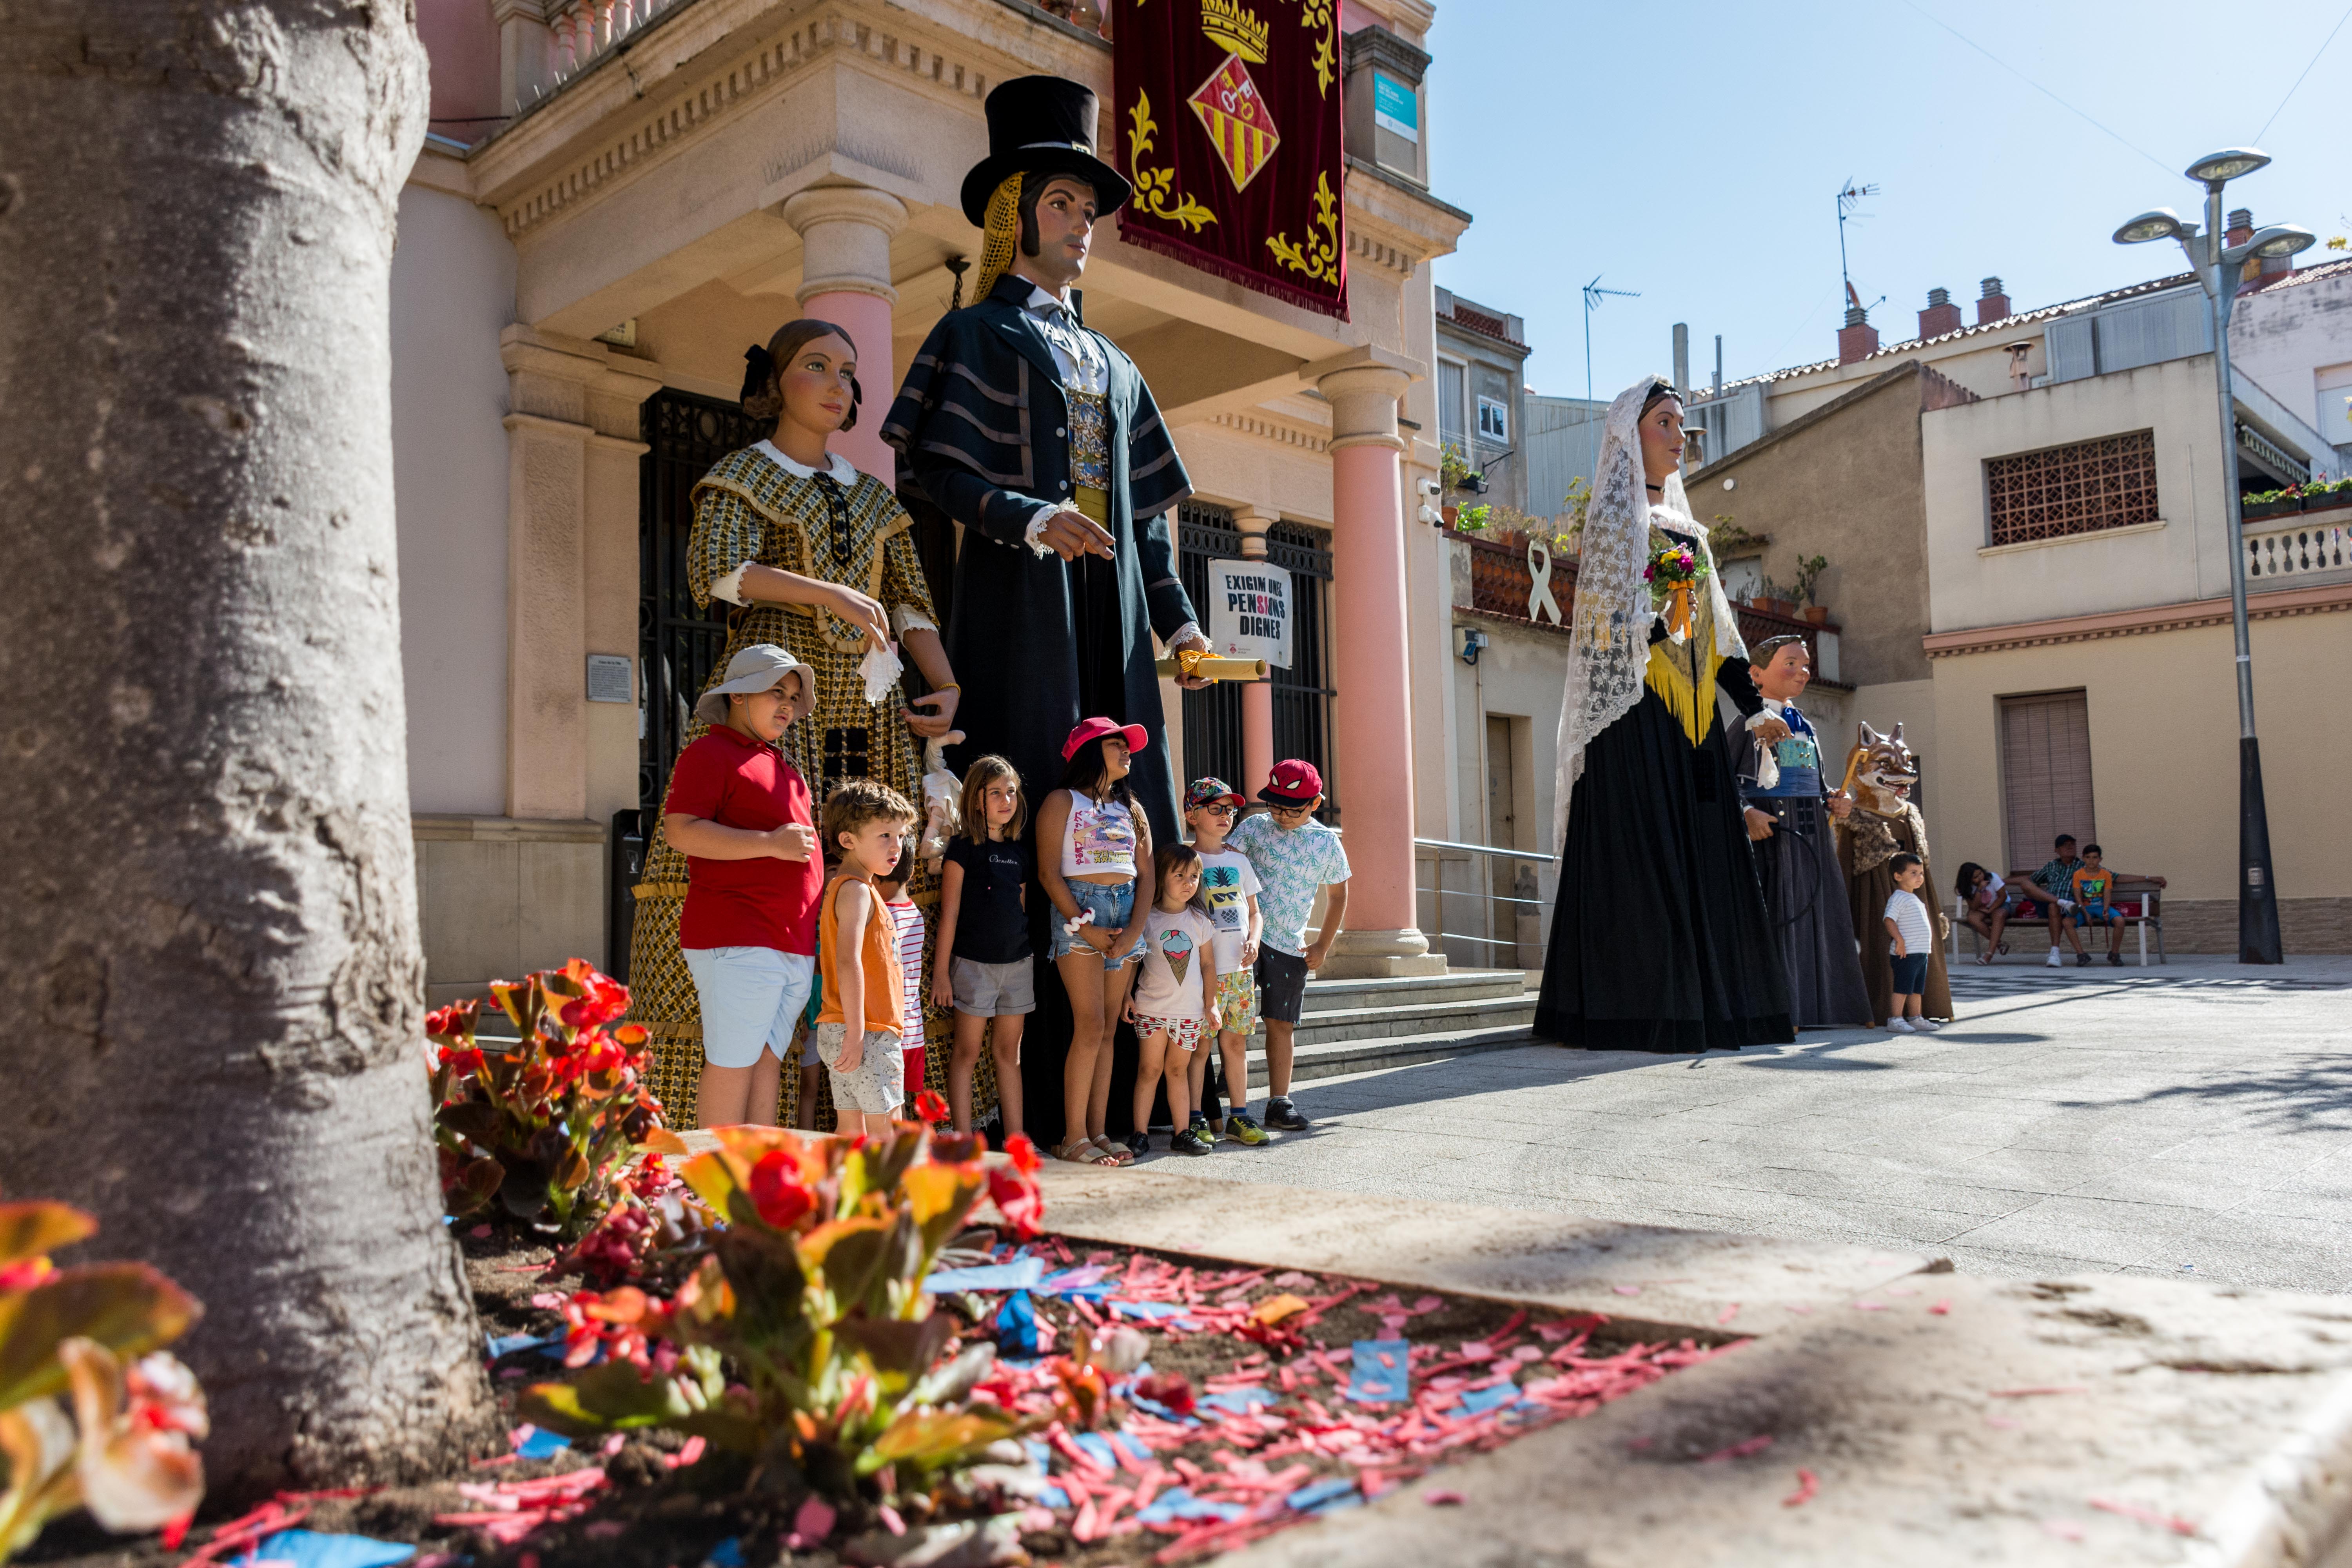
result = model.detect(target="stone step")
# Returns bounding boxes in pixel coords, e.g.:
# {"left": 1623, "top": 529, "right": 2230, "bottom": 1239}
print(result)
{"left": 1287, "top": 992, "right": 1537, "bottom": 1048}
{"left": 1298, "top": 970, "right": 1528, "bottom": 1013}
{"left": 1246, "top": 1022, "right": 1538, "bottom": 1089}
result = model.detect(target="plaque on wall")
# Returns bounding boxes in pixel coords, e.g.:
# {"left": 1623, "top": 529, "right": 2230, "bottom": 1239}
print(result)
{"left": 586, "top": 654, "right": 634, "bottom": 704}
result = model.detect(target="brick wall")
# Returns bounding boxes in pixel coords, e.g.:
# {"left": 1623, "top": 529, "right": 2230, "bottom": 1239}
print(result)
{"left": 2153, "top": 898, "right": 2352, "bottom": 955}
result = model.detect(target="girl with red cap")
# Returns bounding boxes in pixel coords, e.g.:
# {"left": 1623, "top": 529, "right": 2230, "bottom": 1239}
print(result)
{"left": 1036, "top": 718, "right": 1153, "bottom": 1164}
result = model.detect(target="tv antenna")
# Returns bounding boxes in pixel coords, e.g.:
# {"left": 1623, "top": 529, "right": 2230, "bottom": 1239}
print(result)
{"left": 1582, "top": 274, "right": 1640, "bottom": 403}
{"left": 1837, "top": 178, "right": 1880, "bottom": 319}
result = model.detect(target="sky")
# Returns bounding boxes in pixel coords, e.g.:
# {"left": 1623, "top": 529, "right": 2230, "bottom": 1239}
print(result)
{"left": 1422, "top": 0, "right": 2352, "bottom": 405}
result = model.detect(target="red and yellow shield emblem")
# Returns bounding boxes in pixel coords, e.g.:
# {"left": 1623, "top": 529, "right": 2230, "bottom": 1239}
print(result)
{"left": 1187, "top": 54, "right": 1280, "bottom": 192}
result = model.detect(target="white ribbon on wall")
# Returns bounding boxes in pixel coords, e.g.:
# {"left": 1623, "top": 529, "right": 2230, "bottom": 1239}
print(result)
{"left": 1526, "top": 537, "right": 1564, "bottom": 625}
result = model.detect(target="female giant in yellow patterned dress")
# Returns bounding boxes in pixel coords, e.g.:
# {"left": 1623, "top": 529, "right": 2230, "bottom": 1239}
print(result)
{"left": 628, "top": 319, "right": 978, "bottom": 1125}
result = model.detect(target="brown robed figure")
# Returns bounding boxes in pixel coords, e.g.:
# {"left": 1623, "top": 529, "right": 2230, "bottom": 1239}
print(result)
{"left": 1834, "top": 722, "right": 1953, "bottom": 1024}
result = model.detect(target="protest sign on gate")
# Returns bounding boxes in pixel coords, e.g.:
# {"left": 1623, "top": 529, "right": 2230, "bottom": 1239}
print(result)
{"left": 1207, "top": 559, "right": 1293, "bottom": 669}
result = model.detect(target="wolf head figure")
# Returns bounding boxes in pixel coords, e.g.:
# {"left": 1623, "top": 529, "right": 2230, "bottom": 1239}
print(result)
{"left": 1843, "top": 721, "right": 1918, "bottom": 818}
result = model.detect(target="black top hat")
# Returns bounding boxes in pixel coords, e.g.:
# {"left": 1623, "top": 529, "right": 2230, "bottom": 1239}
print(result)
{"left": 958, "top": 75, "right": 1133, "bottom": 227}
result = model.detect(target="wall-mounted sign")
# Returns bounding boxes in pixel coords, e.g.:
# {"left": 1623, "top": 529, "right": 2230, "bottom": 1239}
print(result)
{"left": 1207, "top": 559, "right": 1293, "bottom": 669}
{"left": 586, "top": 654, "right": 634, "bottom": 704}
{"left": 1372, "top": 71, "right": 1418, "bottom": 142}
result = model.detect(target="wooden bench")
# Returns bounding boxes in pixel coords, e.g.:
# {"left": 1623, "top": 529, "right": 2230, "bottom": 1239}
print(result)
{"left": 1949, "top": 879, "right": 2166, "bottom": 966}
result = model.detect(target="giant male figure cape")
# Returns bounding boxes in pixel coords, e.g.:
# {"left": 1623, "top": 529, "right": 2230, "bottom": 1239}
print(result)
{"left": 882, "top": 274, "right": 1199, "bottom": 845}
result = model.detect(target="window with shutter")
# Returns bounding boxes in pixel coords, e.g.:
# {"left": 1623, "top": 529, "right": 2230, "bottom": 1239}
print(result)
{"left": 1438, "top": 360, "right": 1466, "bottom": 450}
{"left": 1998, "top": 691, "right": 2096, "bottom": 869}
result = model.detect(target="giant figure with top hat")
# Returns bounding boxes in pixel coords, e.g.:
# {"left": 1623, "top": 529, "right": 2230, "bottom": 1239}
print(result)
{"left": 883, "top": 75, "right": 1212, "bottom": 852}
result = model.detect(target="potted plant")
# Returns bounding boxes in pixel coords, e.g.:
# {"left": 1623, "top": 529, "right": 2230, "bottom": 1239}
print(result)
{"left": 1792, "top": 554, "right": 1831, "bottom": 625}
{"left": 2241, "top": 484, "right": 2302, "bottom": 520}
{"left": 2303, "top": 475, "right": 2352, "bottom": 514}
{"left": 1754, "top": 576, "right": 1797, "bottom": 617}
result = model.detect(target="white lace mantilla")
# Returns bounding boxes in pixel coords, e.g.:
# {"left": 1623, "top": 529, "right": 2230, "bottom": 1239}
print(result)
{"left": 1552, "top": 376, "right": 1747, "bottom": 837}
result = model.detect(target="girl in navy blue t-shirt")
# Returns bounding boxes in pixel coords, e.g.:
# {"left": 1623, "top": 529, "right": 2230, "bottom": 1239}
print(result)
{"left": 930, "top": 755, "right": 1034, "bottom": 1137}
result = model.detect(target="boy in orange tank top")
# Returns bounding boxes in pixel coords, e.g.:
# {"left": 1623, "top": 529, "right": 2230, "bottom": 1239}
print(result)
{"left": 813, "top": 779, "right": 918, "bottom": 1138}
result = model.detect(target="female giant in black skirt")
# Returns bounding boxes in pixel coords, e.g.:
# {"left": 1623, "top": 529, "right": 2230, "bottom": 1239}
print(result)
{"left": 1533, "top": 377, "right": 1795, "bottom": 1052}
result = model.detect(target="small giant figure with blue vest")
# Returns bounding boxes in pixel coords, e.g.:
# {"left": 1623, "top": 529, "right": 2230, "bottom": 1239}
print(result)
{"left": 882, "top": 74, "right": 1211, "bottom": 851}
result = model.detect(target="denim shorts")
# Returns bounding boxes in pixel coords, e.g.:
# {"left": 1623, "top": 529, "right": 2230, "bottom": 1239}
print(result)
{"left": 1049, "top": 879, "right": 1141, "bottom": 967}
{"left": 682, "top": 946, "right": 816, "bottom": 1069}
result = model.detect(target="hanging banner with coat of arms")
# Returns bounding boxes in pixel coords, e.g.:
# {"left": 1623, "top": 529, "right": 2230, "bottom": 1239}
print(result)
{"left": 1111, "top": 0, "right": 1349, "bottom": 319}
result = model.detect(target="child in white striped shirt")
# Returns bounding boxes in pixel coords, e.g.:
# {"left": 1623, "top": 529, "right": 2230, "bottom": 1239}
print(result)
{"left": 1881, "top": 853, "right": 1936, "bottom": 1034}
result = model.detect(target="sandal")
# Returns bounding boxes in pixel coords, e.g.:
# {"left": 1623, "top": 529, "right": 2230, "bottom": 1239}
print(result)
{"left": 1054, "top": 1139, "right": 1115, "bottom": 1166}
{"left": 1089, "top": 1134, "right": 1136, "bottom": 1167}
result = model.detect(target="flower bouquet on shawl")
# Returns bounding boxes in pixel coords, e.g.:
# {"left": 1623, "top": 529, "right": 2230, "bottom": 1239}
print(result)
{"left": 1643, "top": 534, "right": 1711, "bottom": 644}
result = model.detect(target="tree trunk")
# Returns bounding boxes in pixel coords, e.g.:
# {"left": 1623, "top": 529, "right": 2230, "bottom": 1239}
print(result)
{"left": 0, "top": 0, "right": 498, "bottom": 1495}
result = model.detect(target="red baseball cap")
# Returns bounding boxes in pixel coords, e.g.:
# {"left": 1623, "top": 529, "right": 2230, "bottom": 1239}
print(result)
{"left": 1062, "top": 716, "right": 1150, "bottom": 761}
{"left": 1259, "top": 759, "right": 1323, "bottom": 805}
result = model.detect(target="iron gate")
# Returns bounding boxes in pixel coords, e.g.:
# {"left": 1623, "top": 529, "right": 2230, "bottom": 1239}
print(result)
{"left": 1175, "top": 502, "right": 1336, "bottom": 821}
{"left": 639, "top": 390, "right": 764, "bottom": 815}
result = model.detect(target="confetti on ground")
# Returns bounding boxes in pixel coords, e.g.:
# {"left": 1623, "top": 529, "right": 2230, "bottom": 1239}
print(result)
{"left": 1717, "top": 1303, "right": 1742, "bottom": 1325}
{"left": 2087, "top": 1497, "right": 2198, "bottom": 1536}
{"left": 784, "top": 1497, "right": 835, "bottom": 1550}
{"left": 1782, "top": 1469, "right": 1819, "bottom": 1508}
{"left": 926, "top": 1256, "right": 1047, "bottom": 1293}
{"left": 1929, "top": 1301, "right": 1951, "bottom": 1316}
{"left": 232, "top": 1532, "right": 416, "bottom": 1568}
{"left": 1990, "top": 1386, "right": 2088, "bottom": 1398}
{"left": 1612, "top": 1285, "right": 1642, "bottom": 1296}
{"left": 2043, "top": 1519, "right": 2087, "bottom": 1541}
{"left": 1853, "top": 1301, "right": 1887, "bottom": 1312}
{"left": 510, "top": 1425, "right": 570, "bottom": 1460}
{"left": 1700, "top": 1435, "right": 1774, "bottom": 1463}
{"left": 1423, "top": 1489, "right": 1465, "bottom": 1506}
{"left": 1347, "top": 1340, "right": 1413, "bottom": 1405}
{"left": 1984, "top": 1416, "right": 2020, "bottom": 1430}
{"left": 485, "top": 1332, "right": 559, "bottom": 1359}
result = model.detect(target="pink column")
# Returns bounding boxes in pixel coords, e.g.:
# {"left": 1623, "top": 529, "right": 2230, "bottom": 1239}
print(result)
{"left": 1316, "top": 358, "right": 1441, "bottom": 976}
{"left": 1236, "top": 512, "right": 1276, "bottom": 800}
{"left": 782, "top": 187, "right": 909, "bottom": 483}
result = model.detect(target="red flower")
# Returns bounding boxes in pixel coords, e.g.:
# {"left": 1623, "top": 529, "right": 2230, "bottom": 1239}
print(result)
{"left": 986, "top": 1165, "right": 1044, "bottom": 1240}
{"left": 1002, "top": 1134, "right": 1042, "bottom": 1176}
{"left": 425, "top": 1001, "right": 478, "bottom": 1042}
{"left": 555, "top": 960, "right": 631, "bottom": 1031}
{"left": 913, "top": 1090, "right": 949, "bottom": 1124}
{"left": 748, "top": 1151, "right": 817, "bottom": 1231}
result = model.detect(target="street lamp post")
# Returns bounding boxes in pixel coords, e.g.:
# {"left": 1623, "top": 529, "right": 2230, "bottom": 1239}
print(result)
{"left": 2114, "top": 148, "right": 2315, "bottom": 965}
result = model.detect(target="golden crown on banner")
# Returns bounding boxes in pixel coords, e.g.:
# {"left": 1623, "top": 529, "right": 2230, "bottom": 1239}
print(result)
{"left": 1200, "top": 0, "right": 1272, "bottom": 62}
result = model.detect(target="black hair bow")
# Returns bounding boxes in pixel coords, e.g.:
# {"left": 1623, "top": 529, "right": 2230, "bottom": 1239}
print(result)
{"left": 740, "top": 343, "right": 775, "bottom": 404}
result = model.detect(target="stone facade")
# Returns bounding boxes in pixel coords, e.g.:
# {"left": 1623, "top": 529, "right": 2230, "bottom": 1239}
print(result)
{"left": 391, "top": 0, "right": 1496, "bottom": 994}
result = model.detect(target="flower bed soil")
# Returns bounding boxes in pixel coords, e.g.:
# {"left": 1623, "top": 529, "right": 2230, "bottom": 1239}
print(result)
{"left": 25, "top": 1227, "right": 1741, "bottom": 1568}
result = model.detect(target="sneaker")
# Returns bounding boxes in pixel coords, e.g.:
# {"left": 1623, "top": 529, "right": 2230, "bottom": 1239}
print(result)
{"left": 2045, "top": 950, "right": 2064, "bottom": 968}
{"left": 1123, "top": 1130, "right": 1151, "bottom": 1160}
{"left": 2107, "top": 951, "right": 2124, "bottom": 967}
{"left": 1189, "top": 1111, "right": 1213, "bottom": 1136}
{"left": 1172, "top": 1127, "right": 1215, "bottom": 1156}
{"left": 1263, "top": 1097, "right": 1310, "bottom": 1132}
{"left": 1887, "top": 1018, "right": 1915, "bottom": 1033}
{"left": 2076, "top": 951, "right": 2092, "bottom": 967}
{"left": 1223, "top": 1112, "right": 1270, "bottom": 1147}
{"left": 1911, "top": 1018, "right": 1940, "bottom": 1033}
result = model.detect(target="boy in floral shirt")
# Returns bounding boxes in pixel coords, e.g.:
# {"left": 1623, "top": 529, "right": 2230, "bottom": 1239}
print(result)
{"left": 1226, "top": 760, "right": 1349, "bottom": 1133}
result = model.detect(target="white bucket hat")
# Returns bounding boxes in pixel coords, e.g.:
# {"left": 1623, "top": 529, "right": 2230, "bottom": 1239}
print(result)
{"left": 693, "top": 642, "right": 818, "bottom": 728}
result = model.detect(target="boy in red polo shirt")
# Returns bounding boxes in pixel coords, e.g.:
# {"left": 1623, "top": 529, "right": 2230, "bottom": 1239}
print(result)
{"left": 662, "top": 643, "right": 824, "bottom": 1129}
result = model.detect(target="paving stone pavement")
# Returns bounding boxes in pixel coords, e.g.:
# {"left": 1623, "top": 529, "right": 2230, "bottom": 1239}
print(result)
{"left": 1152, "top": 956, "right": 2352, "bottom": 1293}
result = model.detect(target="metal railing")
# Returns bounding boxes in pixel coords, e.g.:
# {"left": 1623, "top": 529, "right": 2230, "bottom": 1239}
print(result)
{"left": 1413, "top": 837, "right": 1555, "bottom": 958}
